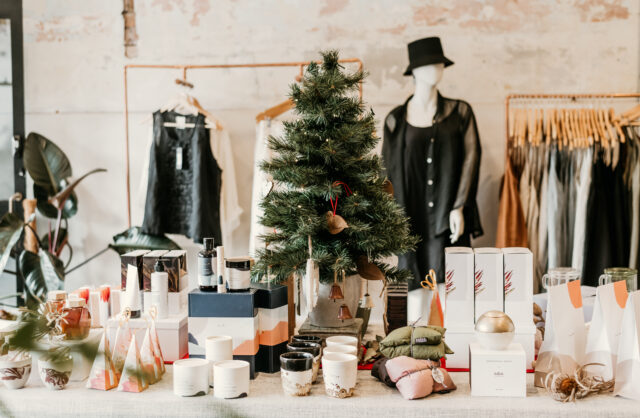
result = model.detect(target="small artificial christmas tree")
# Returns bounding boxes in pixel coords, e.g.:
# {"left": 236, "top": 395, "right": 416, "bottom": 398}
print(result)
{"left": 253, "top": 51, "right": 417, "bottom": 316}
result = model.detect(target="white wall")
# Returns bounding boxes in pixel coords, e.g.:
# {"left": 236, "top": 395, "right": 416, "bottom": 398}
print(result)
{"left": 15, "top": 1, "right": 640, "bottom": 319}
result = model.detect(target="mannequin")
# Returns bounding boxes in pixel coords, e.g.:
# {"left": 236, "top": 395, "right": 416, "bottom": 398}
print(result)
{"left": 381, "top": 37, "right": 483, "bottom": 330}
{"left": 406, "top": 63, "right": 465, "bottom": 244}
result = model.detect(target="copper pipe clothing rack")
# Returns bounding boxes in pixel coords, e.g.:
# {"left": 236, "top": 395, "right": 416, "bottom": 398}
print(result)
{"left": 504, "top": 92, "right": 640, "bottom": 153}
{"left": 123, "top": 58, "right": 364, "bottom": 227}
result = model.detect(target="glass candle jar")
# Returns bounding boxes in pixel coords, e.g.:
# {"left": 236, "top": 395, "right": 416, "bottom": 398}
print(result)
{"left": 61, "top": 297, "right": 91, "bottom": 340}
{"left": 599, "top": 267, "right": 638, "bottom": 292}
{"left": 46, "top": 290, "right": 67, "bottom": 314}
{"left": 541, "top": 267, "right": 581, "bottom": 290}
{"left": 225, "top": 257, "right": 253, "bottom": 292}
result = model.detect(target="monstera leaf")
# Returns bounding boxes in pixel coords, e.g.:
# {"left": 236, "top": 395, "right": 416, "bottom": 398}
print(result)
{"left": 109, "top": 227, "right": 181, "bottom": 255}
{"left": 19, "top": 249, "right": 65, "bottom": 308}
{"left": 23, "top": 132, "right": 76, "bottom": 219}
{"left": 0, "top": 213, "right": 24, "bottom": 274}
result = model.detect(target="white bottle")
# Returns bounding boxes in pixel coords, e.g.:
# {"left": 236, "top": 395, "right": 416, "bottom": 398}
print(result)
{"left": 124, "top": 264, "right": 142, "bottom": 318}
{"left": 151, "top": 259, "right": 169, "bottom": 319}
{"left": 216, "top": 246, "right": 227, "bottom": 294}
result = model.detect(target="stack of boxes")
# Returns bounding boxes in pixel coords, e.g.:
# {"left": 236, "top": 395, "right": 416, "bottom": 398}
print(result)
{"left": 444, "top": 247, "right": 534, "bottom": 370}
{"left": 107, "top": 250, "right": 190, "bottom": 363}
{"left": 187, "top": 283, "right": 290, "bottom": 378}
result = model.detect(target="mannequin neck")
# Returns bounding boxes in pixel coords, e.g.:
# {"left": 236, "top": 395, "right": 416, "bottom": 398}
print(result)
{"left": 407, "top": 83, "right": 439, "bottom": 127}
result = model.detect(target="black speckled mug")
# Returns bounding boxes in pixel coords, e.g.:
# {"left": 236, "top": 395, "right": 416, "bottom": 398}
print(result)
{"left": 287, "top": 342, "right": 322, "bottom": 383}
{"left": 280, "top": 352, "right": 314, "bottom": 396}
{"left": 291, "top": 335, "right": 322, "bottom": 345}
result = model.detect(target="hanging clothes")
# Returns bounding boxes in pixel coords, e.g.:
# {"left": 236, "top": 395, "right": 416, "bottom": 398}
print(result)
{"left": 571, "top": 148, "right": 593, "bottom": 271}
{"left": 629, "top": 129, "right": 640, "bottom": 268}
{"left": 139, "top": 111, "right": 242, "bottom": 245}
{"left": 496, "top": 157, "right": 528, "bottom": 248}
{"left": 535, "top": 146, "right": 549, "bottom": 293}
{"left": 249, "top": 119, "right": 284, "bottom": 256}
{"left": 547, "top": 148, "right": 566, "bottom": 269}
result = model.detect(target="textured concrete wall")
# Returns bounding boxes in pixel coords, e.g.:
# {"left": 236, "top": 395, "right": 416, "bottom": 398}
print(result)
{"left": 16, "top": 1, "right": 639, "bottom": 311}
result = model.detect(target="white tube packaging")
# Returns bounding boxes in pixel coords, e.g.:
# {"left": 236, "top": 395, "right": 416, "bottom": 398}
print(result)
{"left": 216, "top": 246, "right": 226, "bottom": 293}
{"left": 151, "top": 267, "right": 169, "bottom": 319}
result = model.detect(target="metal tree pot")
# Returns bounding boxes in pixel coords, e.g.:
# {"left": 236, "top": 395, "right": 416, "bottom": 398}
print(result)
{"left": 309, "top": 275, "right": 361, "bottom": 328}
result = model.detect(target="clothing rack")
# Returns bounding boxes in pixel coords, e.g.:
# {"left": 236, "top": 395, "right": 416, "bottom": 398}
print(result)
{"left": 123, "top": 58, "right": 364, "bottom": 227}
{"left": 504, "top": 93, "right": 640, "bottom": 155}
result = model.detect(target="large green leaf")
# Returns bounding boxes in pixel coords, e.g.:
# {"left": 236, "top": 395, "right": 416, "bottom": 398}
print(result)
{"left": 0, "top": 213, "right": 24, "bottom": 274}
{"left": 19, "top": 249, "right": 65, "bottom": 308}
{"left": 23, "top": 132, "right": 72, "bottom": 196}
{"left": 34, "top": 182, "right": 78, "bottom": 219}
{"left": 40, "top": 228, "right": 68, "bottom": 255}
{"left": 109, "top": 227, "right": 181, "bottom": 255}
{"left": 48, "top": 168, "right": 106, "bottom": 210}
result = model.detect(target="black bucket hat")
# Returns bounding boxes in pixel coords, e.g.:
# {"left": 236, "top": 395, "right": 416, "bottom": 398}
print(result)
{"left": 403, "top": 37, "right": 454, "bottom": 76}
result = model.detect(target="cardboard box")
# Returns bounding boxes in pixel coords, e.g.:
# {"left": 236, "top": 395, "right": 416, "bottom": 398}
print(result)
{"left": 188, "top": 315, "right": 259, "bottom": 378}
{"left": 106, "top": 313, "right": 188, "bottom": 363}
{"left": 142, "top": 250, "right": 170, "bottom": 291}
{"left": 444, "top": 247, "right": 475, "bottom": 328}
{"left": 120, "top": 250, "right": 149, "bottom": 290}
{"left": 188, "top": 288, "right": 257, "bottom": 318}
{"left": 502, "top": 248, "right": 533, "bottom": 327}
{"left": 252, "top": 283, "right": 289, "bottom": 373}
{"left": 470, "top": 342, "right": 526, "bottom": 397}
{"left": 443, "top": 325, "right": 475, "bottom": 370}
{"left": 474, "top": 248, "right": 504, "bottom": 322}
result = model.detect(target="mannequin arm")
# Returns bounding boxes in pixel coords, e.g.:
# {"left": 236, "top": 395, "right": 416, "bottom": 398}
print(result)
{"left": 449, "top": 207, "right": 464, "bottom": 243}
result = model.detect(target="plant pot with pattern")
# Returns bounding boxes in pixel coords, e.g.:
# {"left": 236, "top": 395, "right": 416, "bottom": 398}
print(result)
{"left": 38, "top": 353, "right": 73, "bottom": 390}
{"left": 0, "top": 353, "right": 32, "bottom": 389}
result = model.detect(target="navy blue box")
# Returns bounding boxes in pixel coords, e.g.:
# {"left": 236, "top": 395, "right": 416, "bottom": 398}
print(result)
{"left": 252, "top": 283, "right": 288, "bottom": 309}
{"left": 256, "top": 341, "right": 287, "bottom": 374}
{"left": 188, "top": 288, "right": 257, "bottom": 318}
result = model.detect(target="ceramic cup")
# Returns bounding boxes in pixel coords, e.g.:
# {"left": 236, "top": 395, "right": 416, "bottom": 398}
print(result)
{"left": 286, "top": 342, "right": 322, "bottom": 383}
{"left": 213, "top": 360, "right": 250, "bottom": 399}
{"left": 173, "top": 358, "right": 209, "bottom": 397}
{"left": 291, "top": 335, "right": 323, "bottom": 346}
{"left": 321, "top": 352, "right": 357, "bottom": 398}
{"left": 38, "top": 356, "right": 73, "bottom": 390}
{"left": 205, "top": 336, "right": 233, "bottom": 387}
{"left": 323, "top": 344, "right": 357, "bottom": 357}
{"left": 0, "top": 356, "right": 32, "bottom": 389}
{"left": 280, "top": 352, "right": 314, "bottom": 396}
{"left": 325, "top": 335, "right": 358, "bottom": 348}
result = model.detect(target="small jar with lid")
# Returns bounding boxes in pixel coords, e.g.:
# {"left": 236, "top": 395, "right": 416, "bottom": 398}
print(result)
{"left": 46, "top": 290, "right": 67, "bottom": 313}
{"left": 225, "top": 257, "right": 254, "bottom": 292}
{"left": 61, "top": 296, "right": 91, "bottom": 340}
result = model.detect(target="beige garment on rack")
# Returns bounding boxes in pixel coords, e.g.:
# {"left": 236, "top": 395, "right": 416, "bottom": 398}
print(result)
{"left": 137, "top": 118, "right": 242, "bottom": 246}
{"left": 496, "top": 158, "right": 528, "bottom": 248}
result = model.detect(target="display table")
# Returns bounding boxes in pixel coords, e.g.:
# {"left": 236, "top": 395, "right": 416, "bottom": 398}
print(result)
{"left": 0, "top": 366, "right": 637, "bottom": 417}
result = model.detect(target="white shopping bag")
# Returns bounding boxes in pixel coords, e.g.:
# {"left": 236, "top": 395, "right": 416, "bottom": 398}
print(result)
{"left": 614, "top": 291, "right": 640, "bottom": 400}
{"left": 534, "top": 280, "right": 586, "bottom": 387}
{"left": 583, "top": 281, "right": 627, "bottom": 380}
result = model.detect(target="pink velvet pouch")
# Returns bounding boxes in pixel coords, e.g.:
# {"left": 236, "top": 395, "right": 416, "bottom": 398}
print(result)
{"left": 385, "top": 356, "right": 434, "bottom": 400}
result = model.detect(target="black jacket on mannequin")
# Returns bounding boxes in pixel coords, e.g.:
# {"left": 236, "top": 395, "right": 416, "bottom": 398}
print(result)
{"left": 382, "top": 93, "right": 483, "bottom": 289}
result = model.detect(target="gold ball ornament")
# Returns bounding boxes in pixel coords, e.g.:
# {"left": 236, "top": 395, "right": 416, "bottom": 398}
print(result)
{"left": 474, "top": 310, "right": 515, "bottom": 350}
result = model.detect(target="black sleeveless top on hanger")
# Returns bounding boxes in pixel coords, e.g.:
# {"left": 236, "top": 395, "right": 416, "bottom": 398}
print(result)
{"left": 142, "top": 110, "right": 223, "bottom": 244}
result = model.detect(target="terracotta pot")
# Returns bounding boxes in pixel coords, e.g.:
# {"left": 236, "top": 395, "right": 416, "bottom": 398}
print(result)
{"left": 0, "top": 356, "right": 32, "bottom": 389}
{"left": 38, "top": 356, "right": 73, "bottom": 390}
{"left": 309, "top": 275, "right": 361, "bottom": 328}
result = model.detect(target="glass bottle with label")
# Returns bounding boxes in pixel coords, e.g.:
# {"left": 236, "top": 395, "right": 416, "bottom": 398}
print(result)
{"left": 61, "top": 297, "right": 91, "bottom": 340}
{"left": 198, "top": 238, "right": 217, "bottom": 292}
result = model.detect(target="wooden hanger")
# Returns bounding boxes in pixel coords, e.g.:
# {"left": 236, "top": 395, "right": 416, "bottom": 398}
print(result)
{"left": 611, "top": 108, "right": 626, "bottom": 143}
{"left": 256, "top": 99, "right": 295, "bottom": 123}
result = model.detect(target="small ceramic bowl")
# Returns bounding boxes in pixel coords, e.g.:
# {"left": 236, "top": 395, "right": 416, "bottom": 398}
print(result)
{"left": 326, "top": 335, "right": 358, "bottom": 348}
{"left": 286, "top": 342, "right": 322, "bottom": 383}
{"left": 0, "top": 356, "right": 32, "bottom": 389}
{"left": 323, "top": 344, "right": 357, "bottom": 357}
{"left": 38, "top": 356, "right": 73, "bottom": 390}
{"left": 291, "top": 335, "right": 322, "bottom": 345}
{"left": 280, "top": 352, "right": 314, "bottom": 396}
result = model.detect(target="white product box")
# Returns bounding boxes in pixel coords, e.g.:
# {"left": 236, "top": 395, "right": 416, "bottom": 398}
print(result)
{"left": 443, "top": 326, "right": 475, "bottom": 370}
{"left": 106, "top": 313, "right": 188, "bottom": 363}
{"left": 469, "top": 342, "right": 526, "bottom": 397}
{"left": 513, "top": 326, "right": 537, "bottom": 370}
{"left": 444, "top": 247, "right": 475, "bottom": 328}
{"left": 502, "top": 248, "right": 533, "bottom": 326}
{"left": 474, "top": 248, "right": 504, "bottom": 322}
{"left": 143, "top": 288, "right": 188, "bottom": 317}
{"left": 188, "top": 315, "right": 259, "bottom": 358}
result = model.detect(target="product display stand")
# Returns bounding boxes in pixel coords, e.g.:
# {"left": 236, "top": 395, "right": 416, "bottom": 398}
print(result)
{"left": 297, "top": 318, "right": 363, "bottom": 347}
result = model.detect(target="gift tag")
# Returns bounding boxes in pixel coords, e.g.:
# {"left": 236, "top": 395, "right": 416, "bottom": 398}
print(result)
{"left": 432, "top": 367, "right": 446, "bottom": 387}
{"left": 175, "top": 146, "right": 183, "bottom": 170}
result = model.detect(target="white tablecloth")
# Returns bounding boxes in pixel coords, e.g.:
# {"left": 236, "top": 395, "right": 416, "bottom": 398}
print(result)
{"left": 0, "top": 366, "right": 637, "bottom": 417}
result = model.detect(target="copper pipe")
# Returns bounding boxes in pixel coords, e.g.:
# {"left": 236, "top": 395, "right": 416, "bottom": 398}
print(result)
{"left": 122, "top": 58, "right": 364, "bottom": 227}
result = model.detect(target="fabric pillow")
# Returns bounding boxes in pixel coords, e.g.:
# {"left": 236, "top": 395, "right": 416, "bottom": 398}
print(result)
{"left": 385, "top": 356, "right": 434, "bottom": 400}
{"left": 371, "top": 357, "right": 395, "bottom": 387}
